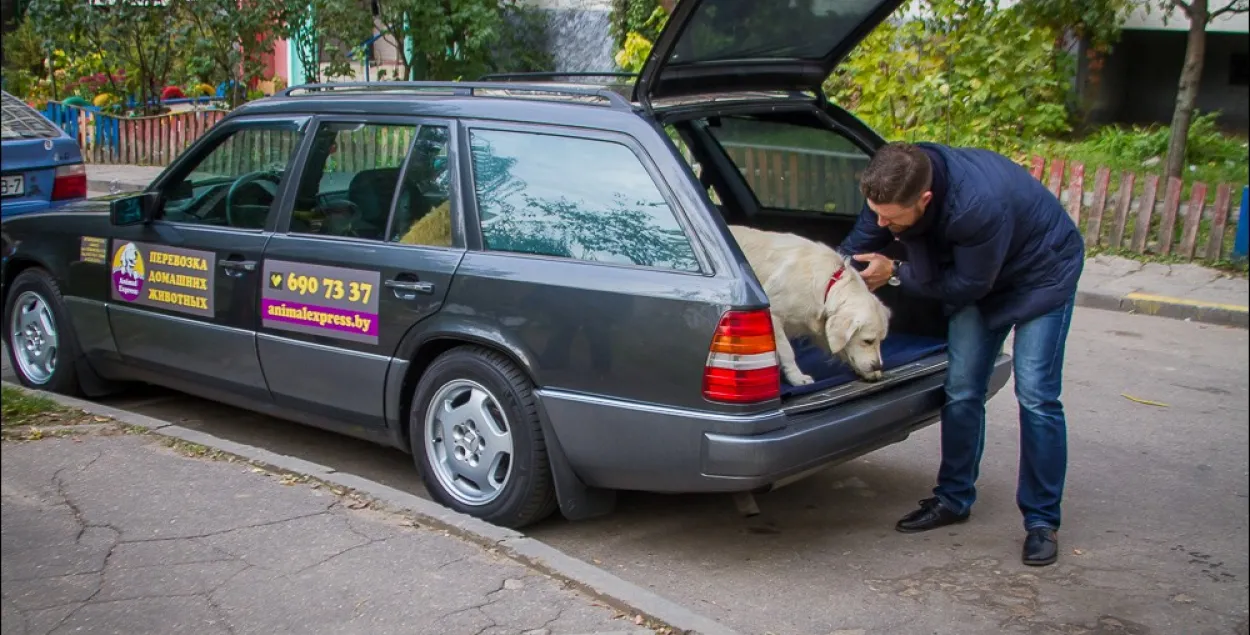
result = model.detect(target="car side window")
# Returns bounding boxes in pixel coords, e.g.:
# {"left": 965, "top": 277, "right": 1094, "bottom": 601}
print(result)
{"left": 388, "top": 125, "right": 454, "bottom": 247}
{"left": 161, "top": 124, "right": 304, "bottom": 229}
{"left": 467, "top": 128, "right": 700, "bottom": 273}
{"left": 288, "top": 122, "right": 420, "bottom": 241}
{"left": 664, "top": 125, "right": 724, "bottom": 206}
{"left": 701, "top": 116, "right": 869, "bottom": 217}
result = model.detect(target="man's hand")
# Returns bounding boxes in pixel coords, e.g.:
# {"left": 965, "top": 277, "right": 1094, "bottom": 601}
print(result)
{"left": 853, "top": 253, "right": 894, "bottom": 291}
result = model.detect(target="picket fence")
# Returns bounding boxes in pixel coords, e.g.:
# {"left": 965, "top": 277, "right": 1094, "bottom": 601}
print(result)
{"left": 1026, "top": 156, "right": 1244, "bottom": 263}
{"left": 726, "top": 145, "right": 1246, "bottom": 264}
{"left": 42, "top": 101, "right": 229, "bottom": 167}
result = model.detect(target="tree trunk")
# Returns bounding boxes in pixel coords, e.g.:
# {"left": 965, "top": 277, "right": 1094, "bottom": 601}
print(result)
{"left": 1165, "top": 0, "right": 1208, "bottom": 182}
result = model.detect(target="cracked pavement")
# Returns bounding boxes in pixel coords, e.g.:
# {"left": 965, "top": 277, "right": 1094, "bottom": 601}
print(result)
{"left": 15, "top": 307, "right": 1243, "bottom": 635}
{"left": 0, "top": 434, "right": 656, "bottom": 635}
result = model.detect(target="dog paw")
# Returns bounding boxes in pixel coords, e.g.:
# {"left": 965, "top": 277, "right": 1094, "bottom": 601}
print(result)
{"left": 787, "top": 372, "right": 815, "bottom": 386}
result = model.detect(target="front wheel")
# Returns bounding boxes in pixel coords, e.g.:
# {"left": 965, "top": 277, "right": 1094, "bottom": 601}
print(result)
{"left": 4, "top": 268, "right": 82, "bottom": 395}
{"left": 410, "top": 346, "right": 557, "bottom": 528}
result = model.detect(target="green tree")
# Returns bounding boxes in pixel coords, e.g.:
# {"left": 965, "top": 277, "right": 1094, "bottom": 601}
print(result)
{"left": 25, "top": 0, "right": 174, "bottom": 111}
{"left": 173, "top": 0, "right": 284, "bottom": 107}
{"left": 1017, "top": 0, "right": 1133, "bottom": 55}
{"left": 278, "top": 0, "right": 372, "bottom": 85}
{"left": 373, "top": 0, "right": 535, "bottom": 81}
{"left": 824, "top": 0, "right": 1072, "bottom": 155}
{"left": 1154, "top": 0, "right": 1248, "bottom": 182}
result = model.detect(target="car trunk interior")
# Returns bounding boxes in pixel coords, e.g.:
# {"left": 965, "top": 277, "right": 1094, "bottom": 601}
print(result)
{"left": 661, "top": 103, "right": 950, "bottom": 407}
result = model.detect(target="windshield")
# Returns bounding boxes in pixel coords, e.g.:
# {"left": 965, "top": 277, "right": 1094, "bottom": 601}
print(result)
{"left": 1, "top": 91, "right": 64, "bottom": 140}
{"left": 669, "top": 0, "right": 886, "bottom": 64}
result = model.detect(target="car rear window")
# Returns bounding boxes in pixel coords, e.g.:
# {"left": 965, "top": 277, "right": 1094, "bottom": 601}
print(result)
{"left": 669, "top": 0, "right": 884, "bottom": 64}
{"left": 1, "top": 91, "right": 63, "bottom": 140}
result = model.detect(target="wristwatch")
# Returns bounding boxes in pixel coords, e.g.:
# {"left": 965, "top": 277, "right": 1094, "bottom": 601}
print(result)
{"left": 888, "top": 260, "right": 903, "bottom": 287}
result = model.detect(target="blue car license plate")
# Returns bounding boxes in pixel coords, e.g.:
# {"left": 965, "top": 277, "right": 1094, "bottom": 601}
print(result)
{"left": 1, "top": 174, "right": 24, "bottom": 198}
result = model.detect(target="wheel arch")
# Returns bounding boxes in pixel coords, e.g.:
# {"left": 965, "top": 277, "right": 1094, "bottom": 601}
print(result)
{"left": 2, "top": 256, "right": 121, "bottom": 398}
{"left": 384, "top": 324, "right": 618, "bottom": 522}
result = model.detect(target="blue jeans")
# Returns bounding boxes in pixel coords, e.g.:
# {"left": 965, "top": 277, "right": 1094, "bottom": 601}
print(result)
{"left": 933, "top": 298, "right": 1076, "bottom": 531}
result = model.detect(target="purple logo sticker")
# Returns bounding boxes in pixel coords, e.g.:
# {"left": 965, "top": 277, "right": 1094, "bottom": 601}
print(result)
{"left": 111, "top": 242, "right": 146, "bottom": 302}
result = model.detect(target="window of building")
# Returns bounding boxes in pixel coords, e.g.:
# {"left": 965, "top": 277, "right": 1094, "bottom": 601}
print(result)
{"left": 1230, "top": 53, "right": 1248, "bottom": 86}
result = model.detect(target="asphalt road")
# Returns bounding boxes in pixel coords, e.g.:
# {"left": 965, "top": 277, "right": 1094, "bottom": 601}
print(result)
{"left": 4, "top": 303, "right": 1247, "bottom": 635}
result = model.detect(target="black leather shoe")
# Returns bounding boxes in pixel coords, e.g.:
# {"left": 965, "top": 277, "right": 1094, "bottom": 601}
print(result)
{"left": 895, "top": 497, "right": 969, "bottom": 533}
{"left": 1022, "top": 527, "right": 1059, "bottom": 566}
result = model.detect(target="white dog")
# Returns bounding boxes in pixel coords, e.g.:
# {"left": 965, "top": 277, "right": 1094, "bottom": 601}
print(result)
{"left": 729, "top": 225, "right": 891, "bottom": 384}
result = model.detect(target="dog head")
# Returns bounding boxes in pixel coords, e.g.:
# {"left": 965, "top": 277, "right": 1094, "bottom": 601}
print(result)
{"left": 820, "top": 271, "right": 891, "bottom": 382}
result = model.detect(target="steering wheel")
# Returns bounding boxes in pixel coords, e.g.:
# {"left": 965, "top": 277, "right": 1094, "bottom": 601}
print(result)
{"left": 225, "top": 170, "right": 281, "bottom": 227}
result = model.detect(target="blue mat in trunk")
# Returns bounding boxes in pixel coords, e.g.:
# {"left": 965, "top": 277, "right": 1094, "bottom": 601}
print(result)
{"left": 780, "top": 333, "right": 948, "bottom": 398}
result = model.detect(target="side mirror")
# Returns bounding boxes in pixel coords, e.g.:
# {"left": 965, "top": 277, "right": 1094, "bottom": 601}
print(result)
{"left": 109, "top": 192, "right": 157, "bottom": 226}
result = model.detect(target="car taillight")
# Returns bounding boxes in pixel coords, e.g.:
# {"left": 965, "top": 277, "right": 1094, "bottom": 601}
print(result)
{"left": 703, "top": 309, "right": 780, "bottom": 403}
{"left": 52, "top": 163, "right": 87, "bottom": 201}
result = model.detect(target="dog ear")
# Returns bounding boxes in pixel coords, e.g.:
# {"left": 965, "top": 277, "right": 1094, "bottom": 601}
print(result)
{"left": 824, "top": 313, "right": 859, "bottom": 354}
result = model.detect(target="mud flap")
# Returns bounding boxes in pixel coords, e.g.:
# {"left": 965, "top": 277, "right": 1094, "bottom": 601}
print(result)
{"left": 531, "top": 393, "right": 617, "bottom": 521}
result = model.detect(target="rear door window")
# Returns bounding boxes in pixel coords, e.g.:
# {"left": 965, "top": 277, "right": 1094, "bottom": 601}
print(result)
{"left": 287, "top": 122, "right": 417, "bottom": 241}
{"left": 702, "top": 115, "right": 869, "bottom": 217}
{"left": 466, "top": 128, "right": 700, "bottom": 273}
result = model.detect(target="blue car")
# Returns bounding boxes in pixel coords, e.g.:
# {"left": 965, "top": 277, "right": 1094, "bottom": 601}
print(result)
{"left": 1, "top": 90, "right": 87, "bottom": 219}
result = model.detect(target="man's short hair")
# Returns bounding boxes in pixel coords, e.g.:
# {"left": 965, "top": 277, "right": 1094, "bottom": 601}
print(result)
{"left": 859, "top": 142, "right": 933, "bottom": 206}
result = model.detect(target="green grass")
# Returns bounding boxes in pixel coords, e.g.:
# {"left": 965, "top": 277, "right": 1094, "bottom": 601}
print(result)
{"left": 1, "top": 385, "right": 65, "bottom": 426}
{"left": 1029, "top": 113, "right": 1249, "bottom": 198}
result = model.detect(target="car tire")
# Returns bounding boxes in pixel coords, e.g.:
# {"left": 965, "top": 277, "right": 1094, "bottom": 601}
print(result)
{"left": 410, "top": 345, "right": 558, "bottom": 528}
{"left": 4, "top": 267, "right": 82, "bottom": 395}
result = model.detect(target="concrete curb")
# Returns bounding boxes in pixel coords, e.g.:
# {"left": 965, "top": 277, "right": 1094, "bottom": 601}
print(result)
{"left": 1, "top": 381, "right": 741, "bottom": 635}
{"left": 1076, "top": 290, "right": 1249, "bottom": 328}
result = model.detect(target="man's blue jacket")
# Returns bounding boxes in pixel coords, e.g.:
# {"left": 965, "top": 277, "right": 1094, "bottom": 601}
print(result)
{"left": 839, "top": 143, "right": 1085, "bottom": 332}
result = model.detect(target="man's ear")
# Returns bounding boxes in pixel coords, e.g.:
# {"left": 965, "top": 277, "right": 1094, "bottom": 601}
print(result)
{"left": 918, "top": 190, "right": 933, "bottom": 209}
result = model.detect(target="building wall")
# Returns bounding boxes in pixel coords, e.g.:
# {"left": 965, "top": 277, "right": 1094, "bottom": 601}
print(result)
{"left": 1088, "top": 29, "right": 1249, "bottom": 132}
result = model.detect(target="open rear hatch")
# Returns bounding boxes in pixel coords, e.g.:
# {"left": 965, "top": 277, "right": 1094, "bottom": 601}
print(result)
{"left": 633, "top": 0, "right": 952, "bottom": 415}
{"left": 632, "top": 0, "right": 906, "bottom": 107}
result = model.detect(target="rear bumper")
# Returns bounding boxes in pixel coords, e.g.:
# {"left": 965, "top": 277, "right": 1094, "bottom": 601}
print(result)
{"left": 1, "top": 197, "right": 82, "bottom": 218}
{"left": 537, "top": 353, "right": 1012, "bottom": 493}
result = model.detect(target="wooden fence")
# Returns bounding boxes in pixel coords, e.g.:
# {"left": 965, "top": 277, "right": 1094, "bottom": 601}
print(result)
{"left": 41, "top": 102, "right": 418, "bottom": 175}
{"left": 726, "top": 144, "right": 1245, "bottom": 264}
{"left": 43, "top": 102, "right": 229, "bottom": 167}
{"left": 723, "top": 144, "right": 868, "bottom": 217}
{"left": 1026, "top": 156, "right": 1245, "bottom": 263}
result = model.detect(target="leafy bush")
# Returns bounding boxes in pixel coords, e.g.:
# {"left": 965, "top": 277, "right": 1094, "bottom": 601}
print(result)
{"left": 611, "top": 0, "right": 664, "bottom": 50}
{"left": 613, "top": 6, "right": 667, "bottom": 73}
{"left": 825, "top": 0, "right": 1074, "bottom": 155}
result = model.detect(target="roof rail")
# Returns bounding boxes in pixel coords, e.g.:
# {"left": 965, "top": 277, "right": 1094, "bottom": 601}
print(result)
{"left": 476, "top": 71, "right": 638, "bottom": 82}
{"left": 278, "top": 81, "right": 634, "bottom": 110}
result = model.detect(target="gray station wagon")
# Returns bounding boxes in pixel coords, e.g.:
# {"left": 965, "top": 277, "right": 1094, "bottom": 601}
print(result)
{"left": 2, "top": 0, "right": 1010, "bottom": 528}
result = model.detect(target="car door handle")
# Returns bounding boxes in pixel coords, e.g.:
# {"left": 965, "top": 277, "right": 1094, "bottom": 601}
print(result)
{"left": 219, "top": 260, "right": 257, "bottom": 275}
{"left": 385, "top": 279, "right": 434, "bottom": 298}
